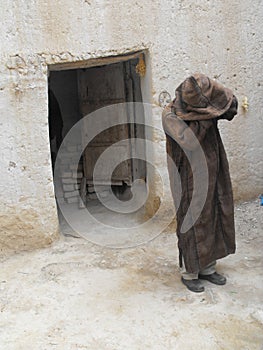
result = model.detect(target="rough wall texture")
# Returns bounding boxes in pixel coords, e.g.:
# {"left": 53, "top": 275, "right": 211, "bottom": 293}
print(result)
{"left": 0, "top": 0, "right": 262, "bottom": 251}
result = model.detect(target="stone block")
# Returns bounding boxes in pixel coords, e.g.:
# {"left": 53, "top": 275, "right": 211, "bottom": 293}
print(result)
{"left": 69, "top": 164, "right": 81, "bottom": 170}
{"left": 66, "top": 197, "right": 79, "bottom": 204}
{"left": 63, "top": 184, "right": 75, "bottom": 192}
{"left": 64, "top": 190, "right": 79, "bottom": 198}
{"left": 72, "top": 172, "right": 83, "bottom": 179}
{"left": 62, "top": 178, "right": 81, "bottom": 184}
{"left": 62, "top": 171, "right": 72, "bottom": 178}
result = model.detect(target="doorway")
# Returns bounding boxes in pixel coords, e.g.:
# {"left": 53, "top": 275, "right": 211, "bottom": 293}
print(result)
{"left": 48, "top": 54, "right": 147, "bottom": 235}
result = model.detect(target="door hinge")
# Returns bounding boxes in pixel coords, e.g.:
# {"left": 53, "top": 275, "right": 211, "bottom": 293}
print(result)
{"left": 136, "top": 54, "right": 146, "bottom": 77}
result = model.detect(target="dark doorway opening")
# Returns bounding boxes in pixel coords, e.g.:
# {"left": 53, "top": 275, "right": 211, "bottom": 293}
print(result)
{"left": 48, "top": 55, "right": 147, "bottom": 216}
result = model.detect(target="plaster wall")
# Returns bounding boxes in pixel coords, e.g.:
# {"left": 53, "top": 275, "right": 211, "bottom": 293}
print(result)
{"left": 0, "top": 0, "right": 262, "bottom": 251}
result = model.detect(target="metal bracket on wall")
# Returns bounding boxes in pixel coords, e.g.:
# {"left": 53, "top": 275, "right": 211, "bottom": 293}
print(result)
{"left": 135, "top": 54, "right": 146, "bottom": 77}
{"left": 158, "top": 90, "right": 171, "bottom": 108}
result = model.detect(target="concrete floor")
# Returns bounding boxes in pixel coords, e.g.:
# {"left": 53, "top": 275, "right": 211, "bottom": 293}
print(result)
{"left": 0, "top": 199, "right": 262, "bottom": 349}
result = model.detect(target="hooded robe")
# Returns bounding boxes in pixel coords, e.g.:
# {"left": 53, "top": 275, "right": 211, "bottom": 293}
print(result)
{"left": 162, "top": 73, "right": 238, "bottom": 273}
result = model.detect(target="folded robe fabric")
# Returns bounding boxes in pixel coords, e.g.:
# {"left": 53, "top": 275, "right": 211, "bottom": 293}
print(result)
{"left": 172, "top": 73, "right": 235, "bottom": 121}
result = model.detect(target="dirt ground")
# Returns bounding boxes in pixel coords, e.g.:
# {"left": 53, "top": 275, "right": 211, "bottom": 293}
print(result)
{"left": 0, "top": 198, "right": 262, "bottom": 350}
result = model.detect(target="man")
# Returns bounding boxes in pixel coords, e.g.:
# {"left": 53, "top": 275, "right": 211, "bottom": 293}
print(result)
{"left": 162, "top": 73, "right": 238, "bottom": 292}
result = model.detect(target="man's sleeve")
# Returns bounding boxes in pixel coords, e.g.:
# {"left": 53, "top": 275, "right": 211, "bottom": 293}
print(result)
{"left": 162, "top": 103, "right": 213, "bottom": 151}
{"left": 217, "top": 95, "right": 238, "bottom": 121}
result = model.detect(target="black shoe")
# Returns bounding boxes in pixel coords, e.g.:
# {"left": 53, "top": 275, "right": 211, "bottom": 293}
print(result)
{"left": 181, "top": 277, "right": 205, "bottom": 293}
{"left": 198, "top": 272, "right": 226, "bottom": 285}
